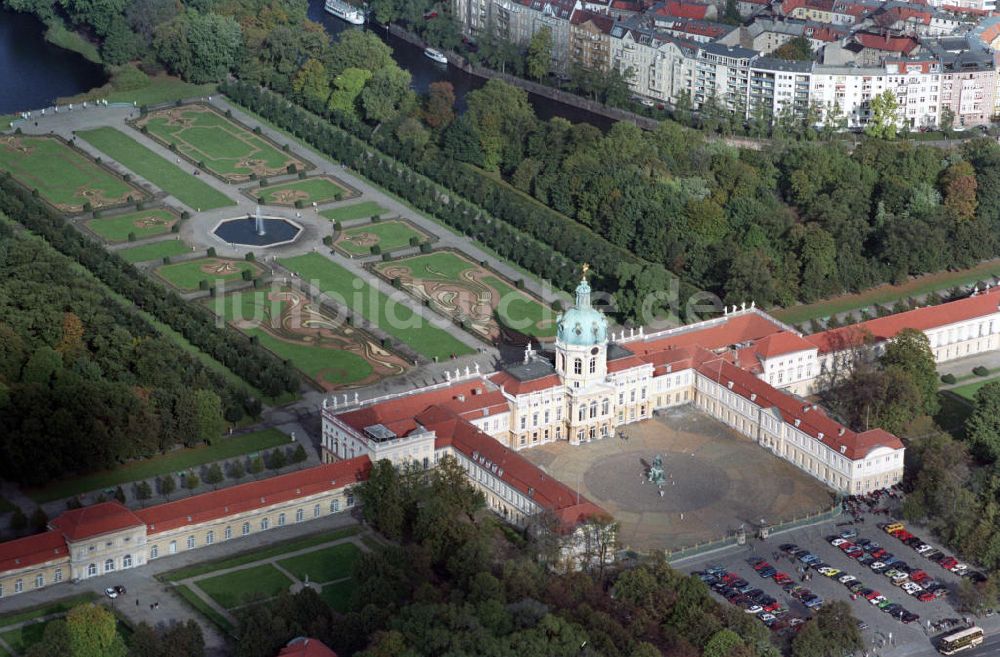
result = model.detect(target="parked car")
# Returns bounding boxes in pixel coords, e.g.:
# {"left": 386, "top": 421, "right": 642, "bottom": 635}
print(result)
{"left": 888, "top": 571, "right": 909, "bottom": 585}
{"left": 758, "top": 567, "right": 777, "bottom": 578}
{"left": 910, "top": 570, "right": 929, "bottom": 583}
{"left": 901, "top": 611, "right": 920, "bottom": 624}
{"left": 883, "top": 603, "right": 903, "bottom": 615}
{"left": 869, "top": 595, "right": 887, "bottom": 606}
{"left": 840, "top": 529, "right": 858, "bottom": 539}
{"left": 951, "top": 564, "right": 968, "bottom": 575}
{"left": 902, "top": 582, "right": 923, "bottom": 595}
{"left": 803, "top": 597, "right": 824, "bottom": 609}
{"left": 838, "top": 574, "right": 857, "bottom": 585}
{"left": 780, "top": 543, "right": 799, "bottom": 553}
{"left": 916, "top": 591, "right": 936, "bottom": 602}
{"left": 915, "top": 544, "right": 934, "bottom": 554}
{"left": 744, "top": 605, "right": 763, "bottom": 614}
{"left": 848, "top": 582, "right": 866, "bottom": 594}
{"left": 828, "top": 536, "right": 847, "bottom": 546}
{"left": 773, "top": 572, "right": 792, "bottom": 585}
{"left": 939, "top": 556, "right": 959, "bottom": 569}
{"left": 845, "top": 547, "right": 865, "bottom": 559}
{"left": 870, "top": 562, "right": 889, "bottom": 573}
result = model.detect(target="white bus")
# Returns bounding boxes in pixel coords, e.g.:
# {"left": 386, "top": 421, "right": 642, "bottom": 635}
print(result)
{"left": 938, "top": 627, "right": 985, "bottom": 655}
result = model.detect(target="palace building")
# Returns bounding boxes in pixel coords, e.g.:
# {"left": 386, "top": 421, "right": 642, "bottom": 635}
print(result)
{"left": 4, "top": 274, "right": 999, "bottom": 597}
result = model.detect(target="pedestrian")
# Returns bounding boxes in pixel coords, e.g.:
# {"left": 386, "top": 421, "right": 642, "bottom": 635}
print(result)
{"left": 136, "top": 599, "right": 139, "bottom": 607}
{"left": 150, "top": 603, "right": 154, "bottom": 610}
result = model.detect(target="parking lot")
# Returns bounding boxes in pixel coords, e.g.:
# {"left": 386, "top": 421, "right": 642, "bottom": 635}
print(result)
{"left": 680, "top": 508, "right": 992, "bottom": 656}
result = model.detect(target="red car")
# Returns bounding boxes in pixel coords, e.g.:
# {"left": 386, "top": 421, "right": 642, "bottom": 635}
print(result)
{"left": 894, "top": 530, "right": 914, "bottom": 541}
{"left": 763, "top": 600, "right": 781, "bottom": 613}
{"left": 871, "top": 549, "right": 888, "bottom": 559}
{"left": 864, "top": 590, "right": 882, "bottom": 601}
{"left": 838, "top": 542, "right": 856, "bottom": 552}
{"left": 917, "top": 591, "right": 935, "bottom": 602}
{"left": 773, "top": 572, "right": 792, "bottom": 585}
{"left": 723, "top": 573, "right": 740, "bottom": 584}
{"left": 753, "top": 561, "right": 773, "bottom": 571}
{"left": 910, "top": 570, "right": 929, "bottom": 584}
{"left": 940, "top": 556, "right": 958, "bottom": 569}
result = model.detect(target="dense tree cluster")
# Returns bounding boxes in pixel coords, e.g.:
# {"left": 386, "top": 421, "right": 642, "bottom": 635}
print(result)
{"left": 0, "top": 220, "right": 252, "bottom": 484}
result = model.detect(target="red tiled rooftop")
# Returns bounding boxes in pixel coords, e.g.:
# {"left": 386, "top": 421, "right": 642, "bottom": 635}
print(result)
{"left": 49, "top": 502, "right": 143, "bottom": 542}
{"left": 334, "top": 379, "right": 506, "bottom": 436}
{"left": 697, "top": 359, "right": 903, "bottom": 459}
{"left": 278, "top": 638, "right": 338, "bottom": 657}
{"left": 628, "top": 312, "right": 788, "bottom": 355}
{"left": 656, "top": 0, "right": 711, "bottom": 19}
{"left": 489, "top": 371, "right": 562, "bottom": 395}
{"left": 808, "top": 287, "right": 1000, "bottom": 353}
{"left": 571, "top": 8, "right": 616, "bottom": 31}
{"left": 853, "top": 32, "right": 919, "bottom": 53}
{"left": 136, "top": 457, "right": 371, "bottom": 535}
{"left": 0, "top": 531, "right": 67, "bottom": 573}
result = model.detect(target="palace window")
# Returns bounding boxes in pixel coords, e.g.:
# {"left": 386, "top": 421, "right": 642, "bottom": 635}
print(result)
{"left": 150, "top": 546, "right": 159, "bottom": 559}
{"left": 54, "top": 569, "right": 62, "bottom": 583}
{"left": 278, "top": 513, "right": 286, "bottom": 527}
{"left": 261, "top": 518, "right": 270, "bottom": 530}
{"left": 331, "top": 499, "right": 340, "bottom": 513}
{"left": 104, "top": 559, "right": 115, "bottom": 573}
{"left": 589, "top": 358, "right": 596, "bottom": 373}
{"left": 590, "top": 401, "right": 598, "bottom": 419}
{"left": 242, "top": 522, "right": 251, "bottom": 536}
{"left": 15, "top": 579, "right": 23, "bottom": 593}
{"left": 224, "top": 526, "right": 232, "bottom": 540}
{"left": 574, "top": 358, "right": 582, "bottom": 375}
{"left": 296, "top": 508, "right": 304, "bottom": 522}
{"left": 206, "top": 532, "right": 214, "bottom": 546}
{"left": 314, "top": 504, "right": 321, "bottom": 517}
{"left": 187, "top": 536, "right": 195, "bottom": 550}
{"left": 34, "top": 574, "right": 43, "bottom": 588}
{"left": 123, "top": 554, "right": 133, "bottom": 568}
{"left": 578, "top": 406, "right": 586, "bottom": 422}
{"left": 347, "top": 493, "right": 355, "bottom": 507}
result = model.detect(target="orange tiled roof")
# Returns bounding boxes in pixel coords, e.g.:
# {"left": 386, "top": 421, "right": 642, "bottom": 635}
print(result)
{"left": 0, "top": 531, "right": 67, "bottom": 573}
{"left": 49, "top": 502, "right": 144, "bottom": 542}
{"left": 278, "top": 638, "right": 338, "bottom": 657}
{"left": 136, "top": 457, "right": 371, "bottom": 535}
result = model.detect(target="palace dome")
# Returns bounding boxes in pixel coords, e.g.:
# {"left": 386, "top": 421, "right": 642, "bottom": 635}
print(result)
{"left": 557, "top": 277, "right": 608, "bottom": 347}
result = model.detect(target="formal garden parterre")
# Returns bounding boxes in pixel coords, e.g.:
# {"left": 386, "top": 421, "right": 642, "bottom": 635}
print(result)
{"left": 156, "top": 256, "right": 264, "bottom": 292}
{"left": 77, "top": 126, "right": 234, "bottom": 211}
{"left": 333, "top": 218, "right": 433, "bottom": 257}
{"left": 86, "top": 207, "right": 180, "bottom": 243}
{"left": 372, "top": 249, "right": 557, "bottom": 342}
{"left": 0, "top": 134, "right": 146, "bottom": 213}
{"left": 208, "top": 286, "right": 410, "bottom": 390}
{"left": 251, "top": 175, "right": 356, "bottom": 207}
{"left": 320, "top": 200, "right": 388, "bottom": 223}
{"left": 117, "top": 238, "right": 192, "bottom": 263}
{"left": 134, "top": 104, "right": 310, "bottom": 183}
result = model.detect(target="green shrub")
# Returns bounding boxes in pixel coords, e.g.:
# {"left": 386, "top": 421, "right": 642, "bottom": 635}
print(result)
{"left": 371, "top": 245, "right": 381, "bottom": 255}
{"left": 207, "top": 246, "right": 216, "bottom": 257}
{"left": 294, "top": 199, "right": 304, "bottom": 209}
{"left": 245, "top": 252, "right": 256, "bottom": 261}
{"left": 298, "top": 171, "right": 307, "bottom": 180}
{"left": 287, "top": 163, "right": 297, "bottom": 174}
{"left": 974, "top": 366, "right": 990, "bottom": 377}
{"left": 162, "top": 256, "right": 171, "bottom": 265}
{"left": 128, "top": 232, "right": 136, "bottom": 242}
{"left": 419, "top": 243, "right": 432, "bottom": 253}
{"left": 941, "top": 373, "right": 956, "bottom": 384}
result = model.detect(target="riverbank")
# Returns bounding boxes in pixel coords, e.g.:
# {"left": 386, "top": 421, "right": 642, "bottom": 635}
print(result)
{"left": 43, "top": 18, "right": 102, "bottom": 64}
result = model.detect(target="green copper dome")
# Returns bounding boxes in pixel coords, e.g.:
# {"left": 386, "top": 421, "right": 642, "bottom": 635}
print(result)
{"left": 557, "top": 277, "right": 608, "bottom": 347}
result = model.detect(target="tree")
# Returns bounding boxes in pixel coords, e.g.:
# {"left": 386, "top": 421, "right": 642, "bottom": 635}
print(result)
{"left": 9, "top": 506, "right": 27, "bottom": 531}
{"left": 290, "top": 444, "right": 307, "bottom": 464}
{"left": 941, "top": 107, "right": 956, "bottom": 134}
{"left": 526, "top": 27, "right": 552, "bottom": 81}
{"left": 192, "top": 390, "right": 224, "bottom": 444}
{"left": 791, "top": 601, "right": 862, "bottom": 657}
{"left": 100, "top": 17, "right": 139, "bottom": 66}
{"left": 360, "top": 65, "right": 413, "bottom": 124}
{"left": 423, "top": 81, "right": 456, "bottom": 130}
{"left": 957, "top": 576, "right": 998, "bottom": 614}
{"left": 135, "top": 480, "right": 152, "bottom": 502}
{"left": 968, "top": 381, "right": 1000, "bottom": 462}
{"left": 941, "top": 160, "right": 978, "bottom": 222}
{"left": 204, "top": 463, "right": 224, "bottom": 488}
{"left": 113, "top": 485, "right": 126, "bottom": 504}
{"left": 57, "top": 0, "right": 126, "bottom": 36}
{"left": 704, "top": 629, "right": 745, "bottom": 657}
{"left": 328, "top": 30, "right": 394, "bottom": 75}
{"left": 154, "top": 11, "right": 243, "bottom": 83}
{"left": 159, "top": 474, "right": 176, "bottom": 499}
{"left": 327, "top": 67, "right": 371, "bottom": 119}
{"left": 881, "top": 328, "right": 939, "bottom": 417}
{"left": 66, "top": 604, "right": 127, "bottom": 657}
{"left": 774, "top": 36, "right": 813, "bottom": 61}
{"left": 184, "top": 471, "right": 200, "bottom": 490}
{"left": 292, "top": 59, "right": 330, "bottom": 106}
{"left": 357, "top": 459, "right": 407, "bottom": 540}
{"left": 248, "top": 455, "right": 264, "bottom": 477}
{"left": 229, "top": 459, "right": 246, "bottom": 480}
{"left": 268, "top": 448, "right": 287, "bottom": 472}
{"left": 865, "top": 90, "right": 899, "bottom": 140}
{"left": 25, "top": 619, "right": 71, "bottom": 657}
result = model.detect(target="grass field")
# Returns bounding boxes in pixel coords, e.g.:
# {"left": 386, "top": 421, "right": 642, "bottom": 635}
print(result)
{"left": 336, "top": 220, "right": 428, "bottom": 256}
{"left": 161, "top": 526, "right": 361, "bottom": 582}
{"left": 138, "top": 106, "right": 304, "bottom": 181}
{"left": 60, "top": 74, "right": 215, "bottom": 107}
{"left": 209, "top": 290, "right": 372, "bottom": 385}
{"left": 321, "top": 201, "right": 388, "bottom": 222}
{"left": 173, "top": 584, "right": 235, "bottom": 634}
{"left": 117, "top": 239, "right": 190, "bottom": 263}
{"left": 775, "top": 259, "right": 1000, "bottom": 326}
{"left": 0, "top": 594, "right": 97, "bottom": 629}
{"left": 78, "top": 127, "right": 233, "bottom": 211}
{"left": 197, "top": 564, "right": 293, "bottom": 609}
{"left": 280, "top": 253, "right": 473, "bottom": 360}
{"left": 276, "top": 542, "right": 361, "bottom": 584}
{"left": 376, "top": 251, "right": 555, "bottom": 340}
{"left": 27, "top": 428, "right": 289, "bottom": 503}
{"left": 157, "top": 257, "right": 261, "bottom": 291}
{"left": 950, "top": 375, "right": 1000, "bottom": 401}
{"left": 0, "top": 135, "right": 141, "bottom": 213}
{"left": 1, "top": 621, "right": 47, "bottom": 654}
{"left": 319, "top": 580, "right": 354, "bottom": 612}
{"left": 256, "top": 177, "right": 346, "bottom": 206}
{"left": 87, "top": 208, "right": 179, "bottom": 242}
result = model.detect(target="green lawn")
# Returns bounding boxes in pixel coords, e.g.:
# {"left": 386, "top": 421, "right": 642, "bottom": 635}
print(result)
{"left": 336, "top": 220, "right": 427, "bottom": 255}
{"left": 0, "top": 621, "right": 48, "bottom": 654}
{"left": 60, "top": 74, "right": 216, "bottom": 107}
{"left": 0, "top": 594, "right": 97, "bottom": 629}
{"left": 139, "top": 106, "right": 304, "bottom": 181}
{"left": 117, "top": 239, "right": 191, "bottom": 263}
{"left": 319, "top": 580, "right": 354, "bottom": 612}
{"left": 161, "top": 526, "right": 361, "bottom": 582}
{"left": 0, "top": 135, "right": 141, "bottom": 213}
{"left": 277, "top": 542, "right": 361, "bottom": 584}
{"left": 78, "top": 127, "right": 233, "bottom": 211}
{"left": 280, "top": 253, "right": 472, "bottom": 360}
{"left": 936, "top": 392, "right": 971, "bottom": 441}
{"left": 775, "top": 259, "right": 1000, "bottom": 326}
{"left": 197, "top": 564, "right": 293, "bottom": 609}
{"left": 376, "top": 251, "right": 555, "bottom": 339}
{"left": 256, "top": 177, "right": 346, "bottom": 206}
{"left": 321, "top": 201, "right": 388, "bottom": 222}
{"left": 950, "top": 375, "right": 1000, "bottom": 402}
{"left": 173, "top": 584, "right": 235, "bottom": 634}
{"left": 87, "top": 208, "right": 178, "bottom": 243}
{"left": 157, "top": 258, "right": 260, "bottom": 291}
{"left": 211, "top": 289, "right": 375, "bottom": 386}
{"left": 27, "top": 428, "right": 289, "bottom": 503}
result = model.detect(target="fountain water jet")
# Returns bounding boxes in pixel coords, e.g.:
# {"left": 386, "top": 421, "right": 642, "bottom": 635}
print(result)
{"left": 254, "top": 204, "right": 266, "bottom": 236}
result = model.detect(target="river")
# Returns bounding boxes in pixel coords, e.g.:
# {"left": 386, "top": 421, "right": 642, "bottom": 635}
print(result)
{"left": 0, "top": 4, "right": 613, "bottom": 129}
{"left": 0, "top": 10, "right": 106, "bottom": 114}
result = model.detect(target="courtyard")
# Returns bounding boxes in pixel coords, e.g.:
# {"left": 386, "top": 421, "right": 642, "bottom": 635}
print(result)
{"left": 522, "top": 406, "right": 834, "bottom": 552}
